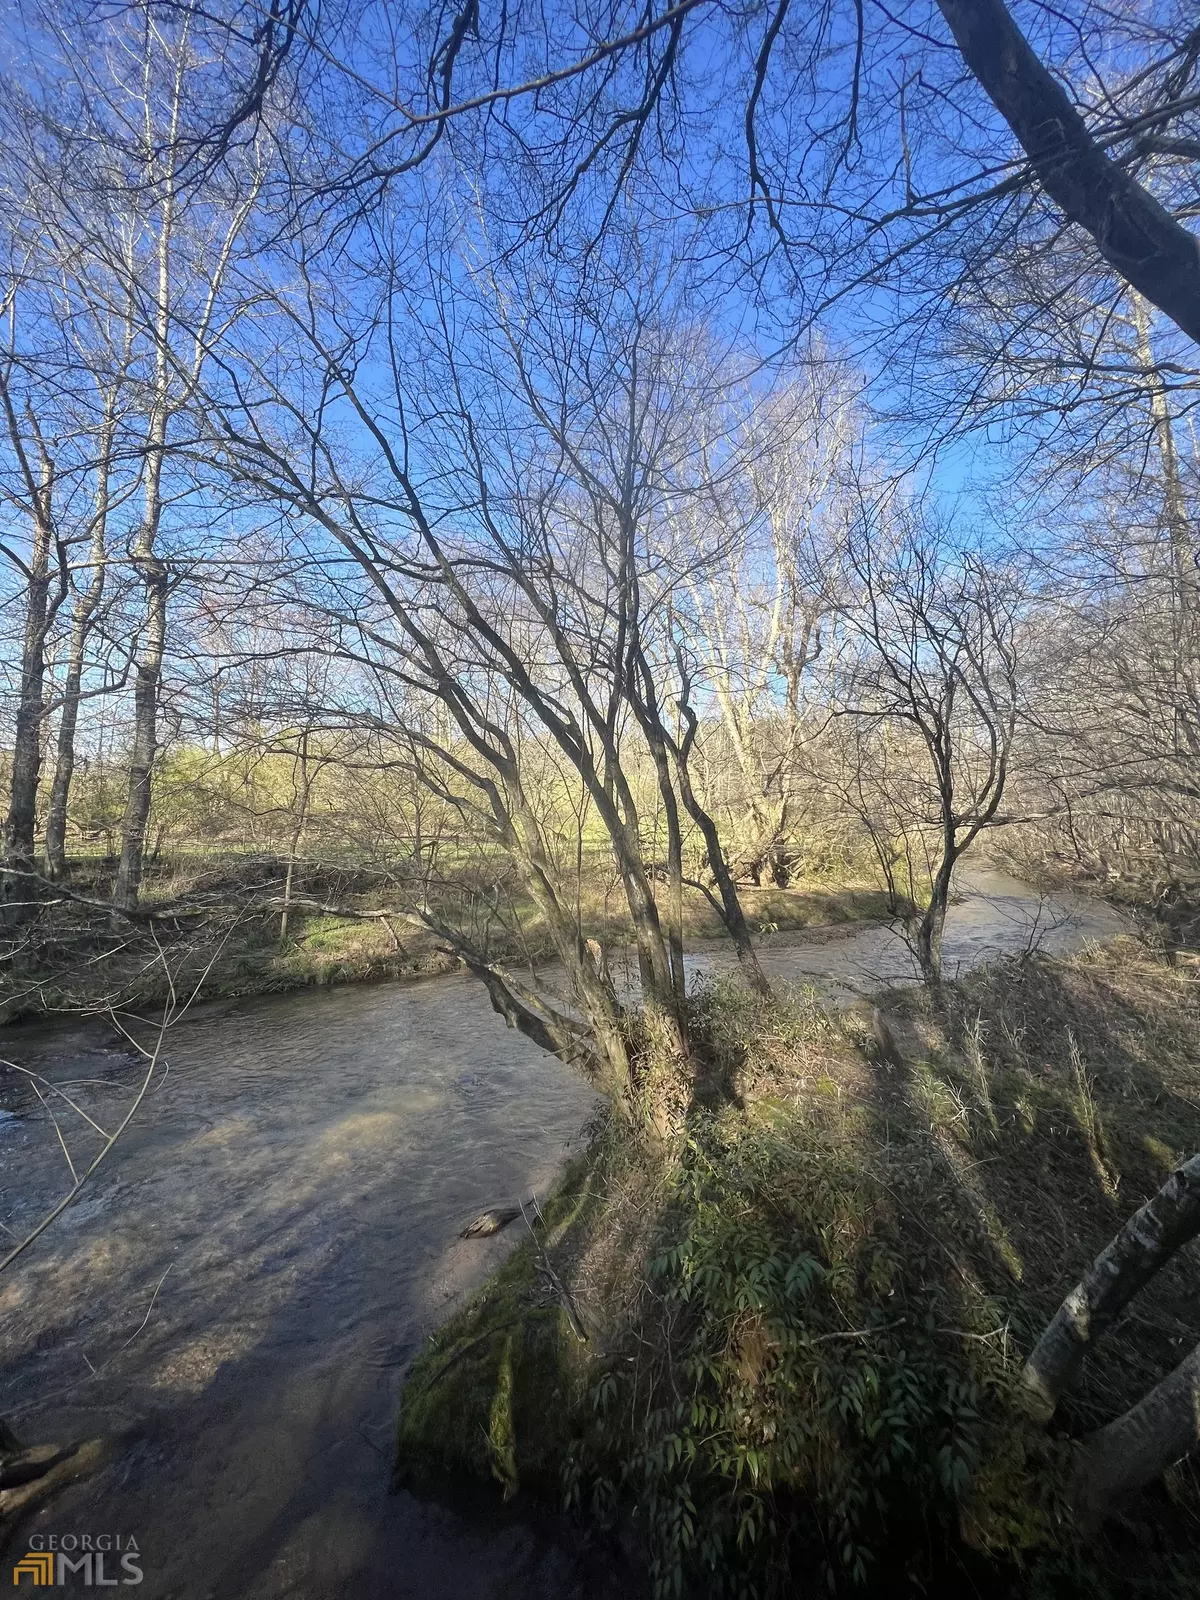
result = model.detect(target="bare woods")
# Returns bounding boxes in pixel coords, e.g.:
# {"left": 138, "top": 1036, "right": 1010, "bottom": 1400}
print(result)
{"left": 0, "top": 0, "right": 1199, "bottom": 1553}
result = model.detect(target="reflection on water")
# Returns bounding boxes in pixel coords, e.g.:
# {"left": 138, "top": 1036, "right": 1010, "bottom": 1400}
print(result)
{"left": 0, "top": 867, "right": 1126, "bottom": 1597}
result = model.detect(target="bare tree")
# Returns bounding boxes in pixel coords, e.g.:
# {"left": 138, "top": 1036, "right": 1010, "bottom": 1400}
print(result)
{"left": 838, "top": 499, "right": 1023, "bottom": 984}
{"left": 179, "top": 212, "right": 804, "bottom": 1100}
{"left": 934, "top": 0, "right": 1200, "bottom": 347}
{"left": 681, "top": 368, "right": 859, "bottom": 888}
{"left": 101, "top": 18, "right": 265, "bottom": 912}
{"left": 44, "top": 372, "right": 134, "bottom": 879}
{"left": 0, "top": 361, "right": 64, "bottom": 909}
{"left": 1007, "top": 290, "right": 1200, "bottom": 901}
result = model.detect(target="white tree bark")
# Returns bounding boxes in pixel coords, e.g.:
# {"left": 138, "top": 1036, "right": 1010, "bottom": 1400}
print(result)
{"left": 1072, "top": 1340, "right": 1200, "bottom": 1525}
{"left": 1022, "top": 1153, "right": 1200, "bottom": 1420}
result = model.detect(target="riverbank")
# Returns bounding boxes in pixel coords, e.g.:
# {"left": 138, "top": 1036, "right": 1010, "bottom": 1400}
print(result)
{"left": 993, "top": 840, "right": 1195, "bottom": 947}
{"left": 3, "top": 869, "right": 1181, "bottom": 1598}
{"left": 0, "top": 854, "right": 893, "bottom": 1024}
{"left": 394, "top": 934, "right": 1200, "bottom": 1598}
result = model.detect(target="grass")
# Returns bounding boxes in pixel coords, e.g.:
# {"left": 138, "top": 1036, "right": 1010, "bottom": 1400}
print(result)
{"left": 394, "top": 937, "right": 1200, "bottom": 1598}
{"left": 0, "top": 853, "right": 891, "bottom": 1023}
{"left": 891, "top": 938, "right": 1200, "bottom": 1436}
{"left": 614, "top": 879, "right": 894, "bottom": 944}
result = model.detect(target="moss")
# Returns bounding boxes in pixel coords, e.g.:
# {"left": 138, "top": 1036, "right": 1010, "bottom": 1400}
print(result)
{"left": 486, "top": 1331, "right": 520, "bottom": 1496}
{"left": 394, "top": 1161, "right": 600, "bottom": 1501}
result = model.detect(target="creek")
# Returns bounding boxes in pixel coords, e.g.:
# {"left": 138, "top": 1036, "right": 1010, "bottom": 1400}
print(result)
{"left": 0, "top": 867, "right": 1127, "bottom": 1597}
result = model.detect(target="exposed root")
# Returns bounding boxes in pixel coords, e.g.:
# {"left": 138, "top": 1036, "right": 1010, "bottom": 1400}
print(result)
{"left": 0, "top": 1437, "right": 107, "bottom": 1543}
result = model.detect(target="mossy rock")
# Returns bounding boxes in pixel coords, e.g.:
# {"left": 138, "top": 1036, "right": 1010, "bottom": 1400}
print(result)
{"left": 395, "top": 1172, "right": 598, "bottom": 1502}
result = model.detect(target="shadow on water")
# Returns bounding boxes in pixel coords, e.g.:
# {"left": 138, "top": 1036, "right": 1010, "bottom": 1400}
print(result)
{"left": 0, "top": 976, "right": 607, "bottom": 1598}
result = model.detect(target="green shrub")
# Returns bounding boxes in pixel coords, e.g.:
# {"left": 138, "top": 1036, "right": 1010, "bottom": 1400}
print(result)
{"left": 396, "top": 954, "right": 1200, "bottom": 1598}
{"left": 565, "top": 1103, "right": 1012, "bottom": 1597}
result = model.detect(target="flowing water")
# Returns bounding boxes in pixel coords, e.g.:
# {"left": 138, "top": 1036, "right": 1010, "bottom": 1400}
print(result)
{"left": 1, "top": 979, "right": 605, "bottom": 1598}
{"left": 0, "top": 867, "right": 1128, "bottom": 1597}
{"left": 697, "top": 864, "right": 1128, "bottom": 998}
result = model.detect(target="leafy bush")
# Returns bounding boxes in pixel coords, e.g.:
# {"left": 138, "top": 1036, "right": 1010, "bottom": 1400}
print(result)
{"left": 565, "top": 1101, "right": 1011, "bottom": 1598}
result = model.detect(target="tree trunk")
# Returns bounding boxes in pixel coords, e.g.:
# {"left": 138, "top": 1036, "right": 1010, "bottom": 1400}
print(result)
{"left": 592, "top": 775, "right": 688, "bottom": 1058}
{"left": 461, "top": 953, "right": 595, "bottom": 1067}
{"left": 1071, "top": 1339, "right": 1200, "bottom": 1526}
{"left": 419, "top": 879, "right": 632, "bottom": 1106}
{"left": 279, "top": 729, "right": 311, "bottom": 943}
{"left": 936, "top": 0, "right": 1200, "bottom": 347}
{"left": 113, "top": 549, "right": 167, "bottom": 914}
{"left": 45, "top": 656, "right": 85, "bottom": 882}
{"left": 673, "top": 677, "right": 770, "bottom": 994}
{"left": 641, "top": 724, "right": 687, "bottom": 1009}
{"left": 3, "top": 540, "right": 50, "bottom": 861}
{"left": 1, "top": 466, "right": 55, "bottom": 924}
{"left": 915, "top": 855, "right": 954, "bottom": 986}
{"left": 501, "top": 781, "right": 637, "bottom": 1103}
{"left": 1021, "top": 1152, "right": 1200, "bottom": 1421}
{"left": 683, "top": 790, "right": 769, "bottom": 996}
{"left": 115, "top": 132, "right": 176, "bottom": 916}
{"left": 46, "top": 421, "right": 113, "bottom": 881}
{"left": 1131, "top": 293, "right": 1200, "bottom": 776}
{"left": 45, "top": 567, "right": 107, "bottom": 882}
{"left": 1132, "top": 295, "right": 1195, "bottom": 593}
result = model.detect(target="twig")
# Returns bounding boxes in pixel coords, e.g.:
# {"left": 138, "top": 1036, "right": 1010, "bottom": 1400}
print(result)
{"left": 0, "top": 1060, "right": 110, "bottom": 1137}
{"left": 416, "top": 1317, "right": 530, "bottom": 1392}
{"left": 520, "top": 1197, "right": 588, "bottom": 1342}
{"left": 0, "top": 1020, "right": 167, "bottom": 1276}
{"left": 119, "top": 1263, "right": 172, "bottom": 1350}
{"left": 806, "top": 1317, "right": 905, "bottom": 1343}
{"left": 0, "top": 912, "right": 245, "bottom": 1276}
{"left": 30, "top": 1081, "right": 78, "bottom": 1185}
